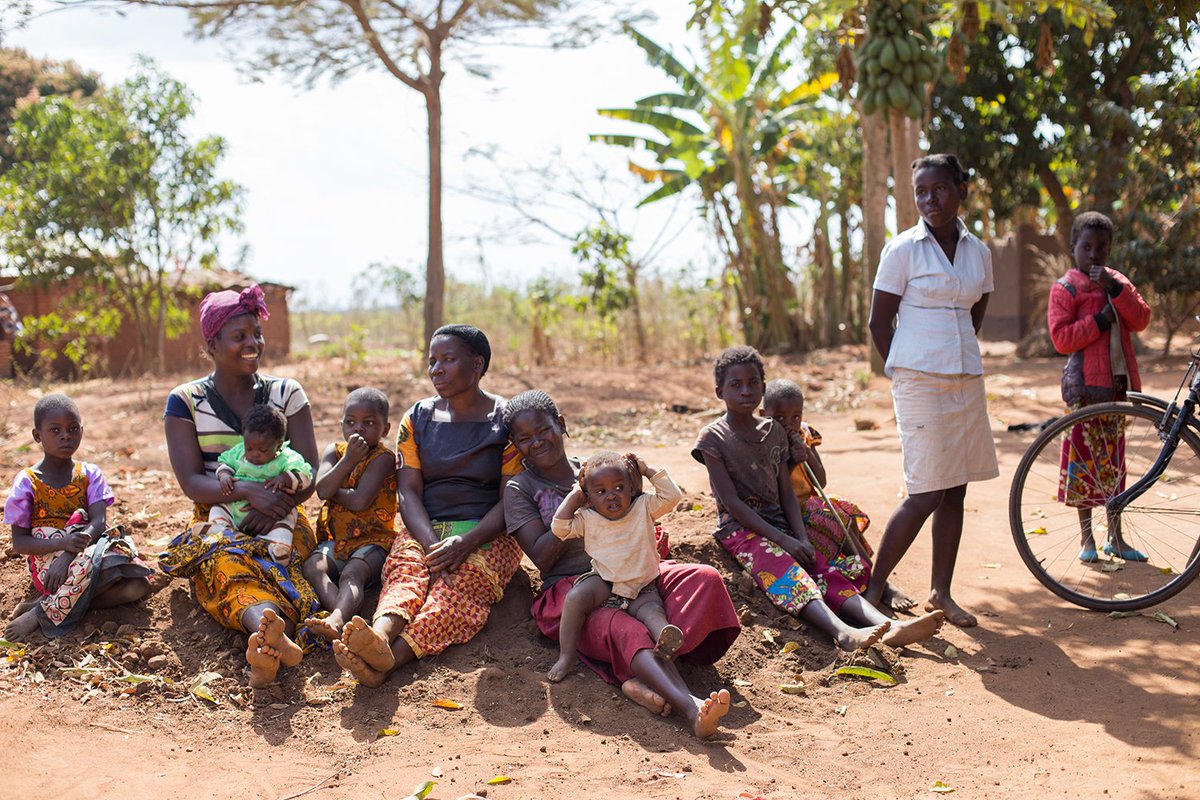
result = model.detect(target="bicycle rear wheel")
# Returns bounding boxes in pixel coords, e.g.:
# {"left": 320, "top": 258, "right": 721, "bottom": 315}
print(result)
{"left": 1009, "top": 402, "right": 1200, "bottom": 611}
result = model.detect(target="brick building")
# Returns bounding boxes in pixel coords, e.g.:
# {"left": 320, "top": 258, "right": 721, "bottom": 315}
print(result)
{"left": 0, "top": 269, "right": 293, "bottom": 377}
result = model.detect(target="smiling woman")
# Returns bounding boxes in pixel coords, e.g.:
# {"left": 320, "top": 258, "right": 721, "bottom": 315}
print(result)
{"left": 159, "top": 285, "right": 323, "bottom": 688}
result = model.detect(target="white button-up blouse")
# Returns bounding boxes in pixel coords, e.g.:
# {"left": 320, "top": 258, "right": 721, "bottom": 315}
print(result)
{"left": 873, "top": 218, "right": 993, "bottom": 377}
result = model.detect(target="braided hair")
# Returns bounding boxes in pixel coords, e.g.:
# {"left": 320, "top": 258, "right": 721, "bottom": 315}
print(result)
{"left": 911, "top": 153, "right": 970, "bottom": 185}
{"left": 502, "top": 389, "right": 561, "bottom": 429}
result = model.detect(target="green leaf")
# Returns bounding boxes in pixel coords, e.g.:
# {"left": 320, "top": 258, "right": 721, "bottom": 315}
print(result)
{"left": 835, "top": 666, "right": 898, "bottom": 685}
{"left": 402, "top": 781, "right": 436, "bottom": 800}
{"left": 635, "top": 173, "right": 693, "bottom": 207}
{"left": 1108, "top": 611, "right": 1141, "bottom": 619}
{"left": 596, "top": 107, "right": 705, "bottom": 137}
{"left": 1153, "top": 612, "right": 1180, "bottom": 629}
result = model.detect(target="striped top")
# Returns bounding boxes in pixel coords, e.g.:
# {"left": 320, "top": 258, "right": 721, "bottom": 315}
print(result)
{"left": 163, "top": 375, "right": 309, "bottom": 476}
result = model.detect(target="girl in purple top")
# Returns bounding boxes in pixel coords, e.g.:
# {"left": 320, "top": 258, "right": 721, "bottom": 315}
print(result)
{"left": 4, "top": 394, "right": 150, "bottom": 639}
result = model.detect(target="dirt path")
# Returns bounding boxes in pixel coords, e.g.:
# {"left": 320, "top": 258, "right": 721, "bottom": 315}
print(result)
{"left": 1, "top": 347, "right": 1197, "bottom": 800}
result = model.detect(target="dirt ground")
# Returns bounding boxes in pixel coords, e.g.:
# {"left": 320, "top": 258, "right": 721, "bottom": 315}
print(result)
{"left": 1, "top": 344, "right": 1197, "bottom": 800}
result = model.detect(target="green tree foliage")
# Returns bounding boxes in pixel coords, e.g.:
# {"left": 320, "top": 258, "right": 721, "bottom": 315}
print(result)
{"left": 0, "top": 48, "right": 100, "bottom": 171}
{"left": 0, "top": 63, "right": 243, "bottom": 373}
{"left": 594, "top": 7, "right": 836, "bottom": 352}
{"left": 929, "top": 0, "right": 1200, "bottom": 352}
{"left": 570, "top": 221, "right": 648, "bottom": 361}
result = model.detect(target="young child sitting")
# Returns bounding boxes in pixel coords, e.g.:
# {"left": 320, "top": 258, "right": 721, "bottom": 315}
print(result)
{"left": 304, "top": 387, "right": 398, "bottom": 641}
{"left": 212, "top": 403, "right": 313, "bottom": 565}
{"left": 693, "top": 347, "right": 944, "bottom": 651}
{"left": 1048, "top": 211, "right": 1152, "bottom": 562}
{"left": 548, "top": 451, "right": 684, "bottom": 682}
{"left": 4, "top": 394, "right": 151, "bottom": 639}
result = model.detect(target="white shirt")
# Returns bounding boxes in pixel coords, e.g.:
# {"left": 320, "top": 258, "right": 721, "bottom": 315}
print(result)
{"left": 873, "top": 218, "right": 993, "bottom": 377}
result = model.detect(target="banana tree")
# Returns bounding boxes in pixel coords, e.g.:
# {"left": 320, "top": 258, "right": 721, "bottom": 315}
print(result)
{"left": 592, "top": 10, "right": 836, "bottom": 352}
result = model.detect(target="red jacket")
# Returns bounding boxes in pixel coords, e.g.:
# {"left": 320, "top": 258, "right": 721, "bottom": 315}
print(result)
{"left": 1047, "top": 267, "right": 1151, "bottom": 405}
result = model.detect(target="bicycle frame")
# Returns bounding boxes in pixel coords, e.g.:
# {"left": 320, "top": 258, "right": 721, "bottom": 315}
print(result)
{"left": 1108, "top": 352, "right": 1200, "bottom": 514}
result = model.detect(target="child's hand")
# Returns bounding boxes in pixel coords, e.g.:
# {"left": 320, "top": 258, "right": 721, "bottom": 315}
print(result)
{"left": 263, "top": 476, "right": 297, "bottom": 494}
{"left": 625, "top": 453, "right": 650, "bottom": 476}
{"left": 1102, "top": 304, "right": 1117, "bottom": 323}
{"left": 1089, "top": 265, "right": 1115, "bottom": 290}
{"left": 788, "top": 432, "right": 812, "bottom": 465}
{"left": 62, "top": 531, "right": 91, "bottom": 555}
{"left": 43, "top": 554, "right": 72, "bottom": 593}
{"left": 780, "top": 533, "right": 815, "bottom": 567}
{"left": 219, "top": 472, "right": 235, "bottom": 496}
{"left": 345, "top": 434, "right": 371, "bottom": 464}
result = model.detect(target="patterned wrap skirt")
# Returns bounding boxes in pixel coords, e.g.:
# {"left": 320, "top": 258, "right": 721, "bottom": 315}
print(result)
{"left": 1058, "top": 401, "right": 1127, "bottom": 508}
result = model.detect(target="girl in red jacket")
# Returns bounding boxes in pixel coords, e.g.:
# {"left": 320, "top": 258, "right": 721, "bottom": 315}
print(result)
{"left": 1047, "top": 211, "right": 1152, "bottom": 562}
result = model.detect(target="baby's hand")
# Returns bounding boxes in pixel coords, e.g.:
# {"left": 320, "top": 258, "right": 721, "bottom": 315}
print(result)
{"left": 263, "top": 476, "right": 294, "bottom": 494}
{"left": 345, "top": 434, "right": 371, "bottom": 464}
{"left": 219, "top": 472, "right": 235, "bottom": 496}
{"left": 625, "top": 452, "right": 650, "bottom": 476}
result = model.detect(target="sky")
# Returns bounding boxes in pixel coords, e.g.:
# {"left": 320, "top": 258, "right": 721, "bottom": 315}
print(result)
{"left": 3, "top": 1, "right": 729, "bottom": 309}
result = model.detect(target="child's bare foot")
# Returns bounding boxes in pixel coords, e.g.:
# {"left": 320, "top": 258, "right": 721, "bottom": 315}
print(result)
{"left": 4, "top": 607, "right": 39, "bottom": 640}
{"left": 694, "top": 689, "right": 731, "bottom": 738}
{"left": 246, "top": 631, "right": 281, "bottom": 688}
{"left": 268, "top": 542, "right": 293, "bottom": 565}
{"left": 881, "top": 610, "right": 944, "bottom": 647}
{"left": 341, "top": 615, "right": 395, "bottom": 673}
{"left": 304, "top": 611, "right": 344, "bottom": 642}
{"left": 925, "top": 594, "right": 976, "bottom": 628}
{"left": 653, "top": 624, "right": 684, "bottom": 660}
{"left": 881, "top": 581, "right": 917, "bottom": 612}
{"left": 333, "top": 639, "right": 387, "bottom": 688}
{"left": 621, "top": 678, "right": 671, "bottom": 717}
{"left": 259, "top": 608, "right": 303, "bottom": 667}
{"left": 835, "top": 621, "right": 890, "bottom": 652}
{"left": 11, "top": 598, "right": 38, "bottom": 617}
{"left": 548, "top": 651, "right": 575, "bottom": 682}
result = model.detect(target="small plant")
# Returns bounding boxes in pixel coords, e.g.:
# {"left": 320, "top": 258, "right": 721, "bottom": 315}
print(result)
{"left": 342, "top": 323, "right": 369, "bottom": 373}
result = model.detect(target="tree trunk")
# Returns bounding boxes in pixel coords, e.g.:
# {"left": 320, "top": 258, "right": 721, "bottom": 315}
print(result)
{"left": 817, "top": 201, "right": 837, "bottom": 347}
{"left": 889, "top": 108, "right": 918, "bottom": 231}
{"left": 624, "top": 260, "right": 647, "bottom": 363}
{"left": 422, "top": 65, "right": 445, "bottom": 349}
{"left": 837, "top": 190, "right": 856, "bottom": 343}
{"left": 861, "top": 108, "right": 890, "bottom": 374}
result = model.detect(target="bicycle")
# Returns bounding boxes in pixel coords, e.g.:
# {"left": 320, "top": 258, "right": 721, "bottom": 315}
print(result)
{"left": 1008, "top": 346, "right": 1200, "bottom": 611}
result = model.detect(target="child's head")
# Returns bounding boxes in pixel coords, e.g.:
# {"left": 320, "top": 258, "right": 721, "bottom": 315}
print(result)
{"left": 762, "top": 379, "right": 805, "bottom": 435}
{"left": 578, "top": 450, "right": 637, "bottom": 521}
{"left": 242, "top": 404, "right": 287, "bottom": 466}
{"left": 911, "top": 153, "right": 969, "bottom": 229}
{"left": 1070, "top": 211, "right": 1114, "bottom": 272}
{"left": 32, "top": 393, "right": 83, "bottom": 460}
{"left": 713, "top": 346, "right": 766, "bottom": 414}
{"left": 342, "top": 387, "right": 391, "bottom": 447}
{"left": 504, "top": 390, "right": 567, "bottom": 469}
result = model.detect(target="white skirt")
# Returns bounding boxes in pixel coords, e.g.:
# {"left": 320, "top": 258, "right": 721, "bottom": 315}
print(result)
{"left": 891, "top": 368, "right": 999, "bottom": 494}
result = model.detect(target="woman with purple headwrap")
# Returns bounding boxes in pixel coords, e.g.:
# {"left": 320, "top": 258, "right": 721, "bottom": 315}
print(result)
{"left": 159, "top": 285, "right": 323, "bottom": 688}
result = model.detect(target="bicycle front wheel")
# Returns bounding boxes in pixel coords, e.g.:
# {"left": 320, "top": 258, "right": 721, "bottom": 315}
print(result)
{"left": 1009, "top": 402, "right": 1200, "bottom": 611}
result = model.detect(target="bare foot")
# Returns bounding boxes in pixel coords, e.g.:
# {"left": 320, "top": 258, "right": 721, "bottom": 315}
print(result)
{"left": 925, "top": 594, "right": 977, "bottom": 628}
{"left": 621, "top": 678, "right": 672, "bottom": 717}
{"left": 333, "top": 639, "right": 387, "bottom": 688}
{"left": 654, "top": 624, "right": 684, "bottom": 660}
{"left": 835, "top": 621, "right": 890, "bottom": 652}
{"left": 547, "top": 653, "right": 574, "bottom": 682}
{"left": 341, "top": 615, "right": 396, "bottom": 673}
{"left": 694, "top": 689, "right": 731, "bottom": 738}
{"left": 304, "top": 611, "right": 344, "bottom": 642}
{"left": 881, "top": 581, "right": 917, "bottom": 612}
{"left": 881, "top": 610, "right": 945, "bottom": 647}
{"left": 4, "top": 607, "right": 39, "bottom": 640}
{"left": 11, "top": 598, "right": 38, "bottom": 617}
{"left": 259, "top": 608, "right": 303, "bottom": 667}
{"left": 245, "top": 631, "right": 281, "bottom": 688}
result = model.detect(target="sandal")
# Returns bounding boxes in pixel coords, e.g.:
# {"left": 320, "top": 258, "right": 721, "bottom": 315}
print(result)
{"left": 1103, "top": 543, "right": 1148, "bottom": 562}
{"left": 654, "top": 624, "right": 684, "bottom": 660}
{"left": 1079, "top": 547, "right": 1099, "bottom": 563}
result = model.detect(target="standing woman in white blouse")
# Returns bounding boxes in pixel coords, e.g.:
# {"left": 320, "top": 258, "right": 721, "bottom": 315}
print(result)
{"left": 864, "top": 154, "right": 999, "bottom": 628}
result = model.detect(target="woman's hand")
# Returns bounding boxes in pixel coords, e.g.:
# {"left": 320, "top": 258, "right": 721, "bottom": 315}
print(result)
{"left": 43, "top": 553, "right": 73, "bottom": 594}
{"left": 62, "top": 531, "right": 92, "bottom": 555}
{"left": 241, "top": 482, "right": 293, "bottom": 520}
{"left": 426, "top": 534, "right": 471, "bottom": 574}
{"left": 780, "top": 533, "right": 815, "bottom": 567}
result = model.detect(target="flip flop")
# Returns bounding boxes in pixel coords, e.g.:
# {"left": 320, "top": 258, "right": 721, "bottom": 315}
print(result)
{"left": 654, "top": 624, "right": 684, "bottom": 660}
{"left": 1079, "top": 547, "right": 1099, "bottom": 563}
{"left": 1103, "top": 543, "right": 1148, "bottom": 562}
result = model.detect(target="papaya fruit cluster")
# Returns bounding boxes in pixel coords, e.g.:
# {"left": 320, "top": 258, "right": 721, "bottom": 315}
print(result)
{"left": 856, "top": 0, "right": 937, "bottom": 118}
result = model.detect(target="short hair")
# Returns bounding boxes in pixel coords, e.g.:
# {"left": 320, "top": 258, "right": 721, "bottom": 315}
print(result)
{"left": 344, "top": 386, "right": 389, "bottom": 419}
{"left": 242, "top": 404, "right": 287, "bottom": 441}
{"left": 431, "top": 324, "right": 492, "bottom": 376}
{"left": 1070, "top": 211, "right": 1114, "bottom": 248}
{"left": 763, "top": 378, "right": 804, "bottom": 409}
{"left": 714, "top": 345, "right": 765, "bottom": 387}
{"left": 578, "top": 450, "right": 636, "bottom": 490}
{"left": 33, "top": 393, "right": 80, "bottom": 428}
{"left": 503, "top": 389, "right": 561, "bottom": 430}
{"left": 911, "top": 153, "right": 970, "bottom": 185}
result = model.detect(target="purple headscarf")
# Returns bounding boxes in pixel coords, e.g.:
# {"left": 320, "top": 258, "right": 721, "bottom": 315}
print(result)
{"left": 200, "top": 284, "right": 270, "bottom": 340}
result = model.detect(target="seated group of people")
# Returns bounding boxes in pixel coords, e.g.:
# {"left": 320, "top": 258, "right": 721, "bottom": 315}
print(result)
{"left": 3, "top": 286, "right": 945, "bottom": 739}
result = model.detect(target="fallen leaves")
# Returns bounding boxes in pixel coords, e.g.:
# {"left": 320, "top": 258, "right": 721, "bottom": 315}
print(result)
{"left": 930, "top": 780, "right": 955, "bottom": 793}
{"left": 834, "top": 666, "right": 897, "bottom": 685}
{"left": 486, "top": 776, "right": 513, "bottom": 785}
{"left": 401, "top": 781, "right": 436, "bottom": 800}
{"left": 432, "top": 698, "right": 463, "bottom": 710}
{"left": 779, "top": 683, "right": 807, "bottom": 695}
{"left": 943, "top": 644, "right": 959, "bottom": 660}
